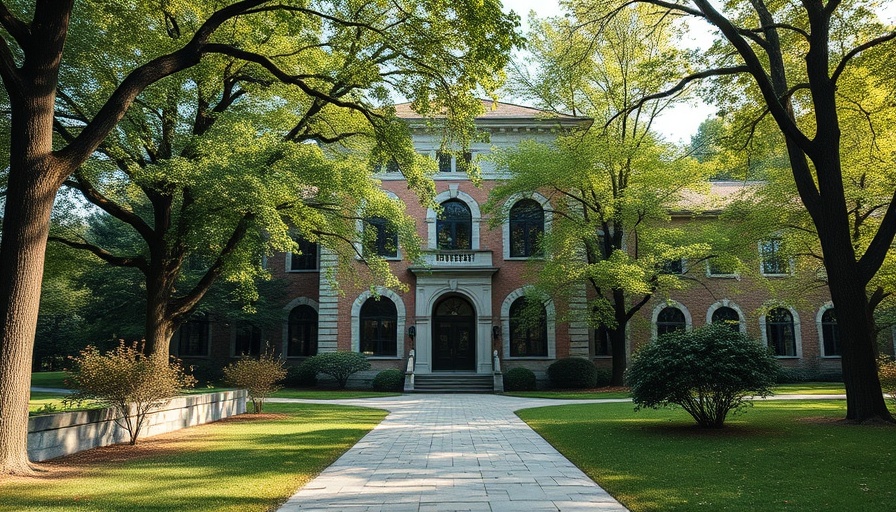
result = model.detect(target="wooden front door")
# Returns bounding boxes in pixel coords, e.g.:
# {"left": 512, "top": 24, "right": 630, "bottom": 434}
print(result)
{"left": 432, "top": 296, "right": 476, "bottom": 371}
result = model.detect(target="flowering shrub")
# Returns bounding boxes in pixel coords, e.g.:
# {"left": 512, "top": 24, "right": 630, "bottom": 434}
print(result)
{"left": 67, "top": 341, "right": 195, "bottom": 444}
{"left": 223, "top": 347, "right": 287, "bottom": 413}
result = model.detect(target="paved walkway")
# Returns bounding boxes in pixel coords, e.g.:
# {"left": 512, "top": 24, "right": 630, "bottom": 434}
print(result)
{"left": 272, "top": 394, "right": 630, "bottom": 512}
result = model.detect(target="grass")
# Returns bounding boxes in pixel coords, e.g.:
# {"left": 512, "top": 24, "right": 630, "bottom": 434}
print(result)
{"left": 271, "top": 388, "right": 400, "bottom": 399}
{"left": 2, "top": 402, "right": 386, "bottom": 511}
{"left": 27, "top": 392, "right": 97, "bottom": 416}
{"left": 505, "top": 389, "right": 631, "bottom": 399}
{"left": 31, "top": 371, "right": 72, "bottom": 389}
{"left": 518, "top": 400, "right": 896, "bottom": 512}
{"left": 774, "top": 382, "right": 846, "bottom": 394}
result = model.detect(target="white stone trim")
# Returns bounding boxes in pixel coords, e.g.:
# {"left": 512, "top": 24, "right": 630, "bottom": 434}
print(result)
{"left": 815, "top": 302, "right": 839, "bottom": 358}
{"left": 354, "top": 192, "right": 403, "bottom": 261}
{"left": 425, "top": 187, "right": 482, "bottom": 250}
{"left": 705, "top": 299, "right": 747, "bottom": 334}
{"left": 759, "top": 306, "right": 802, "bottom": 358}
{"left": 350, "top": 287, "right": 407, "bottom": 359}
{"left": 500, "top": 286, "right": 556, "bottom": 360}
{"left": 501, "top": 192, "right": 552, "bottom": 260}
{"left": 651, "top": 300, "right": 693, "bottom": 340}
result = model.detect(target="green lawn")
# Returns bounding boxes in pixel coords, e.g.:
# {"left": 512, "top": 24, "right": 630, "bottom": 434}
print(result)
{"left": 518, "top": 400, "right": 895, "bottom": 512}
{"left": 28, "top": 392, "right": 96, "bottom": 416}
{"left": 30, "top": 371, "right": 71, "bottom": 389}
{"left": 271, "top": 389, "right": 400, "bottom": 399}
{"left": 773, "top": 382, "right": 846, "bottom": 394}
{"left": 3, "top": 402, "right": 386, "bottom": 512}
{"left": 505, "top": 390, "right": 632, "bottom": 399}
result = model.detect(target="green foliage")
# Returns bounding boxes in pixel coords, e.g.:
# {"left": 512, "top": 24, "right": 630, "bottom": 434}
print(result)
{"left": 305, "top": 352, "right": 371, "bottom": 389}
{"left": 594, "top": 367, "right": 612, "bottom": 388}
{"left": 66, "top": 341, "right": 196, "bottom": 444}
{"left": 371, "top": 369, "right": 405, "bottom": 392}
{"left": 878, "top": 357, "right": 896, "bottom": 408}
{"left": 222, "top": 348, "right": 287, "bottom": 413}
{"left": 284, "top": 360, "right": 318, "bottom": 388}
{"left": 187, "top": 358, "right": 227, "bottom": 387}
{"left": 503, "top": 367, "right": 537, "bottom": 392}
{"left": 547, "top": 358, "right": 598, "bottom": 389}
{"left": 627, "top": 324, "right": 779, "bottom": 428}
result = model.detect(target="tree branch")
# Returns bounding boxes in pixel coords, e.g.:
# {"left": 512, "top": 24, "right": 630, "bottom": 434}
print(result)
{"left": 0, "top": 3, "right": 29, "bottom": 48}
{"left": 68, "top": 174, "right": 156, "bottom": 243}
{"left": 48, "top": 236, "right": 148, "bottom": 271}
{"left": 857, "top": 194, "right": 896, "bottom": 284}
{"left": 831, "top": 31, "right": 896, "bottom": 84}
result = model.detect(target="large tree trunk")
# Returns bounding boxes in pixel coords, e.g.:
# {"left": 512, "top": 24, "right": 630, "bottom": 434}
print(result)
{"left": 609, "top": 289, "right": 628, "bottom": 386}
{"left": 0, "top": 175, "right": 59, "bottom": 475}
{"left": 143, "top": 270, "right": 177, "bottom": 357}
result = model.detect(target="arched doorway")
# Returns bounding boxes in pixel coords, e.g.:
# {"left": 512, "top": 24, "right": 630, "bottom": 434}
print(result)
{"left": 432, "top": 295, "right": 476, "bottom": 371}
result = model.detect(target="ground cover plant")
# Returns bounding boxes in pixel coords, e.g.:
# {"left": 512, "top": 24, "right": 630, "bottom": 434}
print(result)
{"left": 518, "top": 400, "right": 896, "bottom": 511}
{"left": 1, "top": 402, "right": 386, "bottom": 511}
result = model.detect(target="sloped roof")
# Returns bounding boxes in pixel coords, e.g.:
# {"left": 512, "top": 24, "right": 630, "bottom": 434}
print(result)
{"left": 675, "top": 180, "right": 763, "bottom": 214}
{"left": 393, "top": 99, "right": 588, "bottom": 122}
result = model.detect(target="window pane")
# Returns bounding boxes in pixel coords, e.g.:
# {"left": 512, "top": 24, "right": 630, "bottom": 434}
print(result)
{"left": 766, "top": 308, "right": 796, "bottom": 356}
{"left": 359, "top": 298, "right": 398, "bottom": 357}
{"left": 288, "top": 305, "right": 318, "bottom": 357}
{"left": 711, "top": 307, "right": 740, "bottom": 332}
{"left": 761, "top": 239, "right": 788, "bottom": 274}
{"left": 509, "top": 298, "right": 547, "bottom": 357}
{"left": 290, "top": 237, "right": 318, "bottom": 270}
{"left": 656, "top": 307, "right": 686, "bottom": 336}
{"left": 821, "top": 309, "right": 840, "bottom": 356}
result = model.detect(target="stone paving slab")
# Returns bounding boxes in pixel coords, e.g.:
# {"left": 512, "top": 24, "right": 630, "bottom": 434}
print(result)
{"left": 274, "top": 394, "right": 629, "bottom": 512}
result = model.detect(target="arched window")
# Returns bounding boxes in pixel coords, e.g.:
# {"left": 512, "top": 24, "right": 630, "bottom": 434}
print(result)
{"left": 287, "top": 305, "right": 318, "bottom": 357}
{"left": 365, "top": 217, "right": 398, "bottom": 258}
{"left": 289, "top": 236, "right": 318, "bottom": 271}
{"left": 509, "top": 199, "right": 545, "bottom": 257}
{"left": 821, "top": 308, "right": 841, "bottom": 357}
{"left": 234, "top": 322, "right": 262, "bottom": 357}
{"left": 360, "top": 298, "right": 398, "bottom": 357}
{"left": 436, "top": 199, "right": 472, "bottom": 250}
{"left": 711, "top": 306, "right": 741, "bottom": 332}
{"left": 509, "top": 298, "right": 548, "bottom": 357}
{"left": 656, "top": 307, "right": 686, "bottom": 336}
{"left": 765, "top": 308, "right": 796, "bottom": 356}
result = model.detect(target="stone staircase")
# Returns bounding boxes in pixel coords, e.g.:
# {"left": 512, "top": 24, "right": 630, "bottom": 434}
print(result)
{"left": 412, "top": 374, "right": 495, "bottom": 393}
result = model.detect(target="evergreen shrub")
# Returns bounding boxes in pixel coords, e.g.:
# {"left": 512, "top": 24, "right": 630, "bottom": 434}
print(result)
{"left": 504, "top": 367, "right": 537, "bottom": 391}
{"left": 626, "top": 324, "right": 779, "bottom": 428}
{"left": 547, "top": 357, "right": 598, "bottom": 389}
{"left": 284, "top": 360, "right": 318, "bottom": 388}
{"left": 306, "top": 351, "right": 370, "bottom": 389}
{"left": 372, "top": 369, "right": 405, "bottom": 391}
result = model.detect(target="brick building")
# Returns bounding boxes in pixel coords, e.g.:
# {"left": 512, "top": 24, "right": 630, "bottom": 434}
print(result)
{"left": 174, "top": 101, "right": 856, "bottom": 388}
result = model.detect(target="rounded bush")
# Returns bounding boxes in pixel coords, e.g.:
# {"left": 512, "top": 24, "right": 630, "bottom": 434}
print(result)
{"left": 305, "top": 351, "right": 370, "bottom": 389}
{"left": 626, "top": 323, "right": 780, "bottom": 428}
{"left": 594, "top": 367, "right": 612, "bottom": 388}
{"left": 372, "top": 369, "right": 405, "bottom": 391}
{"left": 284, "top": 360, "right": 318, "bottom": 388}
{"left": 504, "top": 367, "right": 537, "bottom": 391}
{"left": 547, "top": 357, "right": 598, "bottom": 389}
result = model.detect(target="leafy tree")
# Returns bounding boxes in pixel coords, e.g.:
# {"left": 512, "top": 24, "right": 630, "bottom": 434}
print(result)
{"left": 573, "top": 0, "right": 896, "bottom": 422}
{"left": 491, "top": 5, "right": 713, "bottom": 385}
{"left": 627, "top": 323, "right": 779, "bottom": 428}
{"left": 66, "top": 341, "right": 196, "bottom": 445}
{"left": 0, "top": 0, "right": 520, "bottom": 475}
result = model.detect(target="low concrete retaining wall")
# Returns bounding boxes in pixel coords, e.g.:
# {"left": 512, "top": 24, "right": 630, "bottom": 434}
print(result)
{"left": 28, "top": 390, "right": 247, "bottom": 462}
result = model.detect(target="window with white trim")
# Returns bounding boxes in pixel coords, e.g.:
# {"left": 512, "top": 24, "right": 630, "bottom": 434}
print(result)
{"left": 711, "top": 306, "right": 741, "bottom": 332}
{"left": 760, "top": 238, "right": 790, "bottom": 275}
{"left": 656, "top": 307, "right": 686, "bottom": 336}
{"left": 765, "top": 307, "right": 796, "bottom": 356}
{"left": 287, "top": 305, "right": 318, "bottom": 357}
{"left": 175, "top": 315, "right": 211, "bottom": 357}
{"left": 509, "top": 199, "right": 544, "bottom": 258}
{"left": 820, "top": 308, "right": 841, "bottom": 357}
{"left": 364, "top": 217, "right": 398, "bottom": 258}
{"left": 509, "top": 297, "right": 548, "bottom": 357}
{"left": 359, "top": 298, "right": 398, "bottom": 357}
{"left": 288, "top": 237, "right": 318, "bottom": 271}
{"left": 437, "top": 199, "right": 472, "bottom": 250}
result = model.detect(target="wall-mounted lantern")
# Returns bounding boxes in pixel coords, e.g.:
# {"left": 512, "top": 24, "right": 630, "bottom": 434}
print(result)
{"left": 492, "top": 325, "right": 500, "bottom": 340}
{"left": 408, "top": 325, "right": 416, "bottom": 339}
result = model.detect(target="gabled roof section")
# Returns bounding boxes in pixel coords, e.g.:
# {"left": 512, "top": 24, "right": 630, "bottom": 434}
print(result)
{"left": 393, "top": 99, "right": 593, "bottom": 130}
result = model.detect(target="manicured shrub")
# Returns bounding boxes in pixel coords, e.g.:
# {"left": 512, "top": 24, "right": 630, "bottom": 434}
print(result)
{"left": 284, "top": 360, "right": 318, "bottom": 388}
{"left": 306, "top": 351, "right": 371, "bottom": 389}
{"left": 594, "top": 368, "right": 612, "bottom": 388}
{"left": 222, "top": 347, "right": 287, "bottom": 413}
{"left": 879, "top": 356, "right": 896, "bottom": 407}
{"left": 547, "top": 357, "right": 598, "bottom": 389}
{"left": 66, "top": 341, "right": 196, "bottom": 444}
{"left": 626, "top": 323, "right": 780, "bottom": 428}
{"left": 504, "top": 367, "right": 537, "bottom": 391}
{"left": 372, "top": 369, "right": 405, "bottom": 391}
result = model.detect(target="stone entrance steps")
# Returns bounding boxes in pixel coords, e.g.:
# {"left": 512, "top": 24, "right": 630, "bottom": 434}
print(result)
{"left": 413, "top": 374, "right": 495, "bottom": 393}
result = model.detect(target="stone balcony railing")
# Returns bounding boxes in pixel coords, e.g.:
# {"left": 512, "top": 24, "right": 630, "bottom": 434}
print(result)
{"left": 421, "top": 250, "right": 493, "bottom": 268}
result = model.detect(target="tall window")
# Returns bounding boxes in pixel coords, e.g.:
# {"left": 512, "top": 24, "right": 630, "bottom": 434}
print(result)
{"left": 760, "top": 238, "right": 789, "bottom": 275}
{"left": 509, "top": 199, "right": 544, "bottom": 258}
{"left": 594, "top": 325, "right": 612, "bottom": 356}
{"left": 821, "top": 308, "right": 841, "bottom": 357}
{"left": 176, "top": 315, "right": 210, "bottom": 357}
{"left": 437, "top": 152, "right": 452, "bottom": 173}
{"left": 660, "top": 259, "right": 684, "bottom": 275}
{"left": 436, "top": 199, "right": 472, "bottom": 250}
{"left": 656, "top": 307, "right": 686, "bottom": 336}
{"left": 765, "top": 308, "right": 796, "bottom": 356}
{"left": 290, "top": 237, "right": 318, "bottom": 271}
{"left": 711, "top": 306, "right": 741, "bottom": 332}
{"left": 365, "top": 217, "right": 398, "bottom": 258}
{"left": 359, "top": 298, "right": 398, "bottom": 357}
{"left": 509, "top": 298, "right": 548, "bottom": 357}
{"left": 287, "top": 305, "right": 318, "bottom": 357}
{"left": 234, "top": 322, "right": 262, "bottom": 357}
